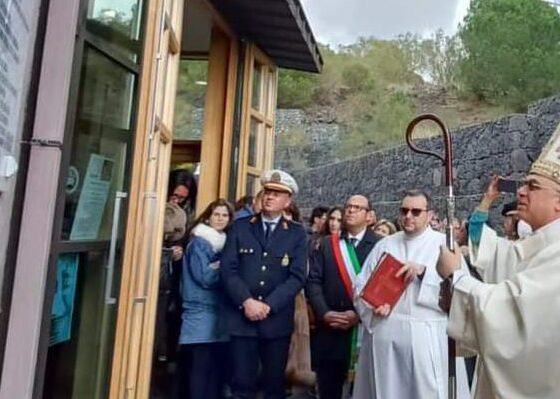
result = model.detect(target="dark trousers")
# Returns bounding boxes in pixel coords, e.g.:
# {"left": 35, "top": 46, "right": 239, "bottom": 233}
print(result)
{"left": 315, "top": 358, "right": 349, "bottom": 399}
{"left": 229, "top": 335, "right": 291, "bottom": 399}
{"left": 178, "top": 343, "right": 227, "bottom": 399}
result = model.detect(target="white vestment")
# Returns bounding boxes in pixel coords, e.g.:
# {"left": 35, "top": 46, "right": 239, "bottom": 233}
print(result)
{"left": 469, "top": 225, "right": 520, "bottom": 283}
{"left": 450, "top": 218, "right": 560, "bottom": 399}
{"left": 353, "top": 227, "right": 470, "bottom": 399}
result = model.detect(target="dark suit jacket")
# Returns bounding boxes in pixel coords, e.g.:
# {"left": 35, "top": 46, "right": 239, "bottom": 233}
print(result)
{"left": 307, "top": 229, "right": 380, "bottom": 362}
{"left": 220, "top": 215, "right": 307, "bottom": 339}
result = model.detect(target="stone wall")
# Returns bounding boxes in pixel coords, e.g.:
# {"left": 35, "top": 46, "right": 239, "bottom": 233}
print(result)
{"left": 274, "top": 108, "right": 343, "bottom": 169}
{"left": 290, "top": 95, "right": 560, "bottom": 225}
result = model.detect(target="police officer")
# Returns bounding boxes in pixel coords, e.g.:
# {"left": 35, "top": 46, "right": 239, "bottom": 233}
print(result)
{"left": 220, "top": 170, "right": 307, "bottom": 399}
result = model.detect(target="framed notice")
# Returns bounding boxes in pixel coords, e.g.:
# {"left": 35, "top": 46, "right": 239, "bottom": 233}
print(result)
{"left": 50, "top": 254, "right": 79, "bottom": 346}
{"left": 70, "top": 154, "right": 114, "bottom": 240}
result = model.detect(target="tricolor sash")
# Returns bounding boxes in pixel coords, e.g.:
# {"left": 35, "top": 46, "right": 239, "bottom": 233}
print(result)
{"left": 330, "top": 234, "right": 363, "bottom": 380}
{"left": 330, "top": 234, "right": 361, "bottom": 299}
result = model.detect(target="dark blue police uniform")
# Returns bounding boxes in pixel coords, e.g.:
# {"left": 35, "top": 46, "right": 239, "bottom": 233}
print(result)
{"left": 220, "top": 214, "right": 307, "bottom": 399}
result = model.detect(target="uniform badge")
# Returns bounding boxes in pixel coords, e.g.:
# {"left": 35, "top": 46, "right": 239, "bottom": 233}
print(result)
{"left": 281, "top": 254, "right": 290, "bottom": 267}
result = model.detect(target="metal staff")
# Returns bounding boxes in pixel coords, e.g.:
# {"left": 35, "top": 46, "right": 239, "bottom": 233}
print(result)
{"left": 405, "top": 113, "right": 456, "bottom": 399}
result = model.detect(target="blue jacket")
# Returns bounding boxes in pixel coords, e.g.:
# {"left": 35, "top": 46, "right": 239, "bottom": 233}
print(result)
{"left": 220, "top": 215, "right": 307, "bottom": 339}
{"left": 179, "top": 224, "right": 228, "bottom": 344}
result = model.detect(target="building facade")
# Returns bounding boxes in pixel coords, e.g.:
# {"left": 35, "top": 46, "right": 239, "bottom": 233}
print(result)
{"left": 0, "top": 0, "right": 322, "bottom": 397}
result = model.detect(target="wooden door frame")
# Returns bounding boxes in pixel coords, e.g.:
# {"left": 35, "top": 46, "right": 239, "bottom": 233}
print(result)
{"left": 108, "top": 0, "right": 183, "bottom": 396}
{"left": 108, "top": 0, "right": 240, "bottom": 396}
{"left": 195, "top": 26, "right": 238, "bottom": 214}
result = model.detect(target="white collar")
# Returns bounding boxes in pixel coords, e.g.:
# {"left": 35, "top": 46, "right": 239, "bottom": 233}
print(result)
{"left": 262, "top": 214, "right": 282, "bottom": 224}
{"left": 403, "top": 225, "right": 433, "bottom": 241}
{"left": 534, "top": 217, "right": 560, "bottom": 235}
{"left": 347, "top": 227, "right": 367, "bottom": 243}
{"left": 192, "top": 223, "right": 227, "bottom": 252}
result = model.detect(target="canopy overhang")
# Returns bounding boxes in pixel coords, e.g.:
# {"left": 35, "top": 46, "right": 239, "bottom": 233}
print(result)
{"left": 209, "top": 0, "right": 323, "bottom": 73}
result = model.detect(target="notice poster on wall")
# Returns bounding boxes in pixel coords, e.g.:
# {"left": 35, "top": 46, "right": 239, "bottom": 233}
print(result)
{"left": 0, "top": 0, "right": 40, "bottom": 192}
{"left": 50, "top": 253, "right": 79, "bottom": 346}
{"left": 70, "top": 154, "right": 114, "bottom": 240}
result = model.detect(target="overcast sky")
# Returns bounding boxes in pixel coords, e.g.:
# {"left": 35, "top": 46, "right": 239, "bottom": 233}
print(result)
{"left": 300, "top": 0, "right": 471, "bottom": 46}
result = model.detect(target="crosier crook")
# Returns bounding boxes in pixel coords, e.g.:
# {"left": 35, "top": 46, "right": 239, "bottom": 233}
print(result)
{"left": 405, "top": 113, "right": 457, "bottom": 399}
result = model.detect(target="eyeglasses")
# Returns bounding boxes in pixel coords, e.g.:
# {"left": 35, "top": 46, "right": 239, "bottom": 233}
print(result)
{"left": 344, "top": 204, "right": 369, "bottom": 212}
{"left": 400, "top": 207, "right": 428, "bottom": 217}
{"left": 519, "top": 178, "right": 560, "bottom": 194}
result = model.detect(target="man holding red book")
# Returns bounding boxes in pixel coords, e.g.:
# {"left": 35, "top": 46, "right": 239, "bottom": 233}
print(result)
{"left": 307, "top": 195, "right": 380, "bottom": 399}
{"left": 353, "top": 189, "right": 470, "bottom": 399}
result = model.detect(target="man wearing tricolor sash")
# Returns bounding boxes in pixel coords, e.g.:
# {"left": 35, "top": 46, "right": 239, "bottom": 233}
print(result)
{"left": 353, "top": 189, "right": 471, "bottom": 399}
{"left": 307, "top": 195, "right": 380, "bottom": 399}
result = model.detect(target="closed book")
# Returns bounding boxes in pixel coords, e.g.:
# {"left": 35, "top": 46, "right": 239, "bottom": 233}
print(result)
{"left": 360, "top": 252, "right": 409, "bottom": 309}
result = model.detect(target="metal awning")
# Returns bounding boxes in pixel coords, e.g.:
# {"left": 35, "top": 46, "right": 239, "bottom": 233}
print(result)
{"left": 209, "top": 0, "right": 323, "bottom": 73}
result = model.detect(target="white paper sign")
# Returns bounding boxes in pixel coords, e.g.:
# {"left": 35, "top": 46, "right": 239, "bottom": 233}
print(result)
{"left": 70, "top": 154, "right": 114, "bottom": 240}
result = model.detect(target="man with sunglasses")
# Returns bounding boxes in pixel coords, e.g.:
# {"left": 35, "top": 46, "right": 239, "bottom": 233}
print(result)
{"left": 353, "top": 189, "right": 470, "bottom": 399}
{"left": 437, "top": 124, "right": 560, "bottom": 399}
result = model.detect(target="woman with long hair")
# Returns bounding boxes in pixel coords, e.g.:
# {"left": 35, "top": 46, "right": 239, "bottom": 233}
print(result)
{"left": 168, "top": 168, "right": 198, "bottom": 219}
{"left": 322, "top": 206, "right": 343, "bottom": 236}
{"left": 178, "top": 198, "right": 234, "bottom": 399}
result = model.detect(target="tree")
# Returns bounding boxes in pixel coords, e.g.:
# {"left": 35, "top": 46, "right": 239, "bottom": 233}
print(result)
{"left": 173, "top": 60, "right": 208, "bottom": 139}
{"left": 398, "top": 30, "right": 463, "bottom": 88}
{"left": 277, "top": 69, "right": 317, "bottom": 108}
{"left": 458, "top": 0, "right": 560, "bottom": 110}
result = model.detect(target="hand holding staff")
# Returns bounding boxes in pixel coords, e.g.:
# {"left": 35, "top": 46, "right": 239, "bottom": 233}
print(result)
{"left": 405, "top": 113, "right": 457, "bottom": 399}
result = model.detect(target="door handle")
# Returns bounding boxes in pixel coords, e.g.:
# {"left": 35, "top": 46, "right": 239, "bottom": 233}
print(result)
{"left": 105, "top": 191, "right": 128, "bottom": 305}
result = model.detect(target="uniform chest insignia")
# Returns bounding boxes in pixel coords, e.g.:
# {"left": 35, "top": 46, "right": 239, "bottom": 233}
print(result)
{"left": 281, "top": 254, "right": 290, "bottom": 267}
{"left": 239, "top": 248, "right": 254, "bottom": 254}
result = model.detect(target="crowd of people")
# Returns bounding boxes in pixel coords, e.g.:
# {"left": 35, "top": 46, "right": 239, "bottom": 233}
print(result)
{"left": 151, "top": 122, "right": 560, "bottom": 399}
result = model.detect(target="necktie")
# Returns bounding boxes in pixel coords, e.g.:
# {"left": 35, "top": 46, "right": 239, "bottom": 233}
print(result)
{"left": 348, "top": 237, "right": 358, "bottom": 247}
{"left": 264, "top": 222, "right": 275, "bottom": 240}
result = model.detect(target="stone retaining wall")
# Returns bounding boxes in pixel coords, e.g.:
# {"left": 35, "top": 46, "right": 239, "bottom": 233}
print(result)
{"left": 289, "top": 95, "right": 560, "bottom": 226}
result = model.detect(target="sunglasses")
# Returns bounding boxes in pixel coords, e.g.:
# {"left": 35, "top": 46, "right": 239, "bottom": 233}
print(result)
{"left": 400, "top": 207, "right": 428, "bottom": 217}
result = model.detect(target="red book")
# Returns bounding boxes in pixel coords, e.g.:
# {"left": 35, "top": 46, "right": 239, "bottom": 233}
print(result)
{"left": 360, "top": 252, "right": 409, "bottom": 310}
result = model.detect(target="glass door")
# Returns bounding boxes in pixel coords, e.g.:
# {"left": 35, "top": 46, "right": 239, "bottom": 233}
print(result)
{"left": 238, "top": 45, "right": 278, "bottom": 197}
{"left": 42, "top": 0, "right": 145, "bottom": 397}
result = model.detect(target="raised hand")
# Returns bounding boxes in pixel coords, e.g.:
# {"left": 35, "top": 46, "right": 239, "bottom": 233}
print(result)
{"left": 436, "top": 244, "right": 462, "bottom": 279}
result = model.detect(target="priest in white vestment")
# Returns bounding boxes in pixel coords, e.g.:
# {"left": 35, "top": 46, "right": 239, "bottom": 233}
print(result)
{"left": 438, "top": 122, "right": 560, "bottom": 399}
{"left": 353, "top": 189, "right": 470, "bottom": 399}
